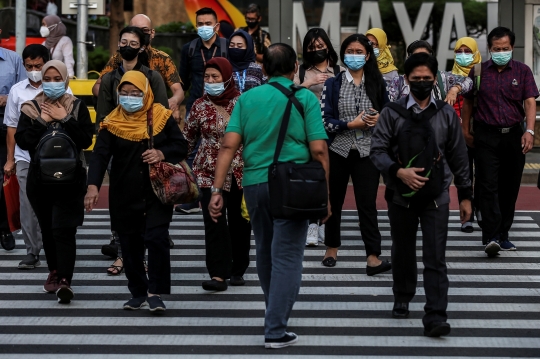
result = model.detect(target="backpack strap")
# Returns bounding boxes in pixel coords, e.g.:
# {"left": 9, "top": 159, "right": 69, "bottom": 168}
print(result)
{"left": 473, "top": 63, "right": 482, "bottom": 93}
{"left": 31, "top": 100, "right": 42, "bottom": 114}
{"left": 385, "top": 102, "right": 412, "bottom": 120}
{"left": 268, "top": 82, "right": 305, "bottom": 163}
{"left": 188, "top": 38, "right": 199, "bottom": 58}
{"left": 219, "top": 37, "right": 227, "bottom": 58}
{"left": 299, "top": 66, "right": 306, "bottom": 84}
{"left": 436, "top": 71, "right": 446, "bottom": 100}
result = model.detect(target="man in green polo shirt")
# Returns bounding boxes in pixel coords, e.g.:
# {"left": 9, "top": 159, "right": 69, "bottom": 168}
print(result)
{"left": 209, "top": 43, "right": 330, "bottom": 349}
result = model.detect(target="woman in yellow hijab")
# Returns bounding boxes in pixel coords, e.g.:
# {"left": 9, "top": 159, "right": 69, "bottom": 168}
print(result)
{"left": 452, "top": 37, "right": 481, "bottom": 234}
{"left": 366, "top": 28, "right": 399, "bottom": 83}
{"left": 452, "top": 37, "right": 482, "bottom": 77}
{"left": 85, "top": 70, "right": 188, "bottom": 312}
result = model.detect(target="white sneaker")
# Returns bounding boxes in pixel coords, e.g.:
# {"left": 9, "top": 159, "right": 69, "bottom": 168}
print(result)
{"left": 318, "top": 224, "right": 325, "bottom": 243}
{"left": 305, "top": 223, "right": 318, "bottom": 246}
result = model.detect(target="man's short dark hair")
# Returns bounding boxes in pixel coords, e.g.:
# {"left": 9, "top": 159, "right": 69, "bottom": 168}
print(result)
{"left": 404, "top": 53, "right": 438, "bottom": 77}
{"left": 487, "top": 26, "right": 515, "bottom": 48}
{"left": 263, "top": 43, "right": 297, "bottom": 77}
{"left": 22, "top": 44, "right": 49, "bottom": 62}
{"left": 196, "top": 7, "right": 218, "bottom": 21}
{"left": 246, "top": 3, "right": 261, "bottom": 17}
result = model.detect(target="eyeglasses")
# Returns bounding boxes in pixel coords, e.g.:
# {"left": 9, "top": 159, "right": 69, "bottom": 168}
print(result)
{"left": 119, "top": 40, "right": 140, "bottom": 48}
{"left": 454, "top": 49, "right": 473, "bottom": 54}
{"left": 119, "top": 91, "right": 143, "bottom": 97}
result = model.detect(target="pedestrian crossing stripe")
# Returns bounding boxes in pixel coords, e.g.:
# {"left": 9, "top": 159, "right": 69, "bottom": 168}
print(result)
{"left": 1, "top": 210, "right": 539, "bottom": 357}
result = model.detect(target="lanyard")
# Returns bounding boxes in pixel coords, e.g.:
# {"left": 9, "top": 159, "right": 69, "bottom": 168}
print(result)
{"left": 235, "top": 70, "right": 247, "bottom": 93}
{"left": 201, "top": 47, "right": 218, "bottom": 66}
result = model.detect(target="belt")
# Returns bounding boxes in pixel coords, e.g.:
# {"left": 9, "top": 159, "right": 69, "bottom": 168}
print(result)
{"left": 474, "top": 121, "right": 521, "bottom": 134}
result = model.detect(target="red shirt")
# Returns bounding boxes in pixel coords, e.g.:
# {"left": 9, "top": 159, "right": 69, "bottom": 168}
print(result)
{"left": 464, "top": 59, "right": 539, "bottom": 127}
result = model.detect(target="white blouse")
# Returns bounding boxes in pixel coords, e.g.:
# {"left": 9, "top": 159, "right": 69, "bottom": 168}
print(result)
{"left": 43, "top": 36, "right": 75, "bottom": 77}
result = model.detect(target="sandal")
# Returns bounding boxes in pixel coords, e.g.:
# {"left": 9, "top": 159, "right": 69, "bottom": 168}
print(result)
{"left": 322, "top": 257, "right": 337, "bottom": 267}
{"left": 107, "top": 257, "right": 124, "bottom": 276}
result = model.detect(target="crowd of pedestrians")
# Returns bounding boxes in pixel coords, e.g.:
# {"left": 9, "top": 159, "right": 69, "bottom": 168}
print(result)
{"left": 0, "top": 2, "right": 537, "bottom": 349}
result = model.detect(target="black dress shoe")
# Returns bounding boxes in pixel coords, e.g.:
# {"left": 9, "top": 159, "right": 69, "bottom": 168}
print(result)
{"left": 424, "top": 322, "right": 451, "bottom": 337}
{"left": 321, "top": 257, "right": 337, "bottom": 267}
{"left": 229, "top": 276, "right": 245, "bottom": 286}
{"left": 202, "top": 279, "right": 228, "bottom": 291}
{"left": 1, "top": 232, "right": 15, "bottom": 251}
{"left": 366, "top": 260, "right": 392, "bottom": 276}
{"left": 392, "top": 302, "right": 409, "bottom": 318}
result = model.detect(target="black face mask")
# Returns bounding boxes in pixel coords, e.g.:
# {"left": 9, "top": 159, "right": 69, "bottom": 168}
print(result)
{"left": 119, "top": 46, "right": 140, "bottom": 61}
{"left": 246, "top": 20, "right": 259, "bottom": 29}
{"left": 229, "top": 48, "right": 247, "bottom": 62}
{"left": 409, "top": 80, "right": 434, "bottom": 101}
{"left": 143, "top": 33, "right": 151, "bottom": 46}
{"left": 305, "top": 49, "right": 328, "bottom": 64}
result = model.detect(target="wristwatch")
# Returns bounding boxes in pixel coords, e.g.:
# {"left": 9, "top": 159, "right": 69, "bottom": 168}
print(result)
{"left": 526, "top": 129, "right": 535, "bottom": 136}
{"left": 211, "top": 186, "right": 223, "bottom": 194}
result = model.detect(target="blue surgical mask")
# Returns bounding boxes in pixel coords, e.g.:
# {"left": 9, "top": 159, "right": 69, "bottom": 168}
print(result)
{"left": 42, "top": 81, "right": 66, "bottom": 100}
{"left": 455, "top": 53, "right": 474, "bottom": 67}
{"left": 344, "top": 54, "right": 366, "bottom": 71}
{"left": 491, "top": 50, "right": 512, "bottom": 66}
{"left": 204, "top": 82, "right": 225, "bottom": 96}
{"left": 119, "top": 95, "right": 144, "bottom": 113}
{"left": 373, "top": 48, "right": 380, "bottom": 58}
{"left": 198, "top": 25, "right": 216, "bottom": 41}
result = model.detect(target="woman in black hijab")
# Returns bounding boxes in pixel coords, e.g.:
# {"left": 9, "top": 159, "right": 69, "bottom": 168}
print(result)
{"left": 228, "top": 29, "right": 266, "bottom": 93}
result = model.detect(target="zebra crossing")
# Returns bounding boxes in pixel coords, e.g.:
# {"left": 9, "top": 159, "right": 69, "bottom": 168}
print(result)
{"left": 0, "top": 209, "right": 539, "bottom": 358}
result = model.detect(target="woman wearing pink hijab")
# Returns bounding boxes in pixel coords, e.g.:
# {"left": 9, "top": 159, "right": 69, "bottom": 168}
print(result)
{"left": 40, "top": 15, "right": 75, "bottom": 77}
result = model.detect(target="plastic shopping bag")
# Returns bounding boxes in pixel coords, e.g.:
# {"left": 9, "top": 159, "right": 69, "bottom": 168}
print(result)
{"left": 3, "top": 174, "right": 21, "bottom": 232}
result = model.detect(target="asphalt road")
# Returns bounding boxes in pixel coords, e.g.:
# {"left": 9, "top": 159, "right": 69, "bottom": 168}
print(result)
{"left": 0, "top": 209, "right": 538, "bottom": 358}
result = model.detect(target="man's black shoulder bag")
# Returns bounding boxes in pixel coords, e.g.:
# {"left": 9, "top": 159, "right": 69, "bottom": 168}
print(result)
{"left": 267, "top": 82, "right": 328, "bottom": 220}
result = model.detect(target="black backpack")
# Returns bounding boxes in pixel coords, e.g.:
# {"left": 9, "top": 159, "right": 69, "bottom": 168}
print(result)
{"left": 385, "top": 99, "right": 447, "bottom": 201}
{"left": 31, "top": 99, "right": 82, "bottom": 185}
{"left": 188, "top": 37, "right": 228, "bottom": 58}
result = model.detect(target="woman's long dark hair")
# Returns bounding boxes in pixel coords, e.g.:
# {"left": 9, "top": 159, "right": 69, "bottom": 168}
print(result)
{"left": 340, "top": 34, "right": 386, "bottom": 111}
{"left": 302, "top": 28, "right": 339, "bottom": 69}
{"left": 118, "top": 26, "right": 150, "bottom": 67}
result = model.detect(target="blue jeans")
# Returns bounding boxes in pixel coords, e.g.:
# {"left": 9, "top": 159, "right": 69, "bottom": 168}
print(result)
{"left": 243, "top": 183, "right": 308, "bottom": 339}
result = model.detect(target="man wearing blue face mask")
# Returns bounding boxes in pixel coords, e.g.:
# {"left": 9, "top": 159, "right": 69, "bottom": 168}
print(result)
{"left": 180, "top": 7, "right": 228, "bottom": 115}
{"left": 461, "top": 27, "right": 539, "bottom": 257}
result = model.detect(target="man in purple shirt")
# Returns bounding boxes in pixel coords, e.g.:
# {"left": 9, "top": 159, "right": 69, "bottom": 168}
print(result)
{"left": 461, "top": 27, "right": 539, "bottom": 257}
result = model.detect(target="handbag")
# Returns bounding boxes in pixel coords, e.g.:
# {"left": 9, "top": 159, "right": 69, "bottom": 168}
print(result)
{"left": 267, "top": 82, "right": 328, "bottom": 220}
{"left": 146, "top": 107, "right": 199, "bottom": 205}
{"left": 3, "top": 174, "right": 21, "bottom": 232}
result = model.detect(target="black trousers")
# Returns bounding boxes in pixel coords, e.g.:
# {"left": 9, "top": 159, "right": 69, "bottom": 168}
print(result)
{"left": 41, "top": 226, "right": 77, "bottom": 283}
{"left": 466, "top": 145, "right": 476, "bottom": 223}
{"left": 324, "top": 150, "right": 381, "bottom": 257}
{"left": 118, "top": 223, "right": 171, "bottom": 297}
{"left": 200, "top": 178, "right": 251, "bottom": 279}
{"left": 0, "top": 125, "right": 10, "bottom": 233}
{"left": 474, "top": 124, "right": 525, "bottom": 243}
{"left": 387, "top": 197, "right": 449, "bottom": 326}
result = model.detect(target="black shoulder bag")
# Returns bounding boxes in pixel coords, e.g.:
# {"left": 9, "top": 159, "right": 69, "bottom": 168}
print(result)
{"left": 267, "top": 82, "right": 328, "bottom": 220}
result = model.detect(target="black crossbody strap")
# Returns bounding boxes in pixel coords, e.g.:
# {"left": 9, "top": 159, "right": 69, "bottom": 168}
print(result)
{"left": 268, "top": 82, "right": 304, "bottom": 163}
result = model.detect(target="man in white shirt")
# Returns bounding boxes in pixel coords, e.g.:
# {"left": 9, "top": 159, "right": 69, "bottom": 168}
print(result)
{"left": 4, "top": 44, "right": 71, "bottom": 269}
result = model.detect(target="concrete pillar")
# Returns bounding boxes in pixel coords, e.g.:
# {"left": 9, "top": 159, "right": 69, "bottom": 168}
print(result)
{"left": 499, "top": 0, "right": 525, "bottom": 61}
{"left": 269, "top": 0, "right": 293, "bottom": 46}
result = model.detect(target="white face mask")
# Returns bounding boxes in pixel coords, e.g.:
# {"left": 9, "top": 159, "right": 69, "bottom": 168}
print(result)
{"left": 26, "top": 70, "right": 42, "bottom": 83}
{"left": 40, "top": 26, "right": 50, "bottom": 38}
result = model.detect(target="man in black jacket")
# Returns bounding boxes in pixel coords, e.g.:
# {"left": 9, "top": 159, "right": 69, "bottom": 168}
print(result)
{"left": 370, "top": 53, "right": 472, "bottom": 337}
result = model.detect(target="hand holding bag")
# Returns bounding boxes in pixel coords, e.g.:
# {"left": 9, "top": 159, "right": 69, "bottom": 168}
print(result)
{"left": 147, "top": 107, "right": 199, "bottom": 205}
{"left": 267, "top": 82, "right": 328, "bottom": 220}
{"left": 3, "top": 174, "right": 21, "bottom": 232}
